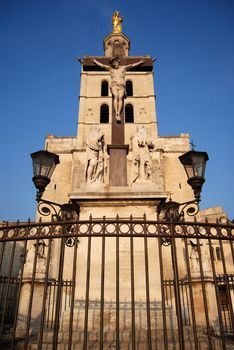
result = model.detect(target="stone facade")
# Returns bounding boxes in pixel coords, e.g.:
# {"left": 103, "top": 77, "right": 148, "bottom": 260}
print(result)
{"left": 15, "top": 16, "right": 232, "bottom": 350}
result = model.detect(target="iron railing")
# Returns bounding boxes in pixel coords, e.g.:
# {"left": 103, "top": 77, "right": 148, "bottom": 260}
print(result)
{"left": 0, "top": 216, "right": 233, "bottom": 350}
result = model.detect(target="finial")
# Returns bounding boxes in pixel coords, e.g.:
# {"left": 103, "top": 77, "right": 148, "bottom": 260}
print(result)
{"left": 112, "top": 11, "right": 123, "bottom": 33}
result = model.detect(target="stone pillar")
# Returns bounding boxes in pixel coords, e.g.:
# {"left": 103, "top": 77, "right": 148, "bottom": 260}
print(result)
{"left": 190, "top": 276, "right": 220, "bottom": 334}
{"left": 16, "top": 278, "right": 45, "bottom": 338}
{"left": 107, "top": 104, "right": 129, "bottom": 186}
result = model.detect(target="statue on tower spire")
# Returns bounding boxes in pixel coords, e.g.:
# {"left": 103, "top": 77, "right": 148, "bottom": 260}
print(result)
{"left": 112, "top": 11, "right": 123, "bottom": 33}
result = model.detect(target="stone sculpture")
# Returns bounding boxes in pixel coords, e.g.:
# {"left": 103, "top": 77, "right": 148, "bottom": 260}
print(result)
{"left": 85, "top": 125, "right": 105, "bottom": 183}
{"left": 23, "top": 239, "right": 47, "bottom": 277}
{"left": 92, "top": 57, "right": 144, "bottom": 121}
{"left": 189, "top": 240, "right": 212, "bottom": 277}
{"left": 131, "top": 125, "right": 155, "bottom": 183}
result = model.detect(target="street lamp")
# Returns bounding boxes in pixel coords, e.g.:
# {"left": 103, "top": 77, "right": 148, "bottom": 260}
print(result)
{"left": 179, "top": 150, "right": 209, "bottom": 201}
{"left": 31, "top": 150, "right": 60, "bottom": 201}
{"left": 158, "top": 149, "right": 209, "bottom": 223}
{"left": 31, "top": 150, "right": 79, "bottom": 221}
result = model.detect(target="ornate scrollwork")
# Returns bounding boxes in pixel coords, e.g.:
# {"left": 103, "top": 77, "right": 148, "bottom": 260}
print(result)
{"left": 37, "top": 200, "right": 80, "bottom": 222}
{"left": 0, "top": 216, "right": 233, "bottom": 242}
{"left": 37, "top": 201, "right": 58, "bottom": 218}
{"left": 157, "top": 199, "right": 200, "bottom": 223}
{"left": 160, "top": 225, "right": 172, "bottom": 246}
{"left": 36, "top": 200, "right": 80, "bottom": 248}
{"left": 180, "top": 201, "right": 199, "bottom": 217}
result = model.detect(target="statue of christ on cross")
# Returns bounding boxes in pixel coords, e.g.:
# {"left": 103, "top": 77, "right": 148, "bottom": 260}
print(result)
{"left": 92, "top": 57, "right": 145, "bottom": 122}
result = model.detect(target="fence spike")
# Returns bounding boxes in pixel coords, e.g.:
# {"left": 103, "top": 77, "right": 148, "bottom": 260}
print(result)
{"left": 143, "top": 213, "right": 146, "bottom": 220}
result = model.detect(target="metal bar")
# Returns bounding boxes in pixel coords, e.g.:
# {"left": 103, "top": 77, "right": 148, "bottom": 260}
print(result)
{"left": 99, "top": 234, "right": 106, "bottom": 349}
{"left": 68, "top": 237, "right": 78, "bottom": 350}
{"left": 1, "top": 219, "right": 234, "bottom": 242}
{"left": 52, "top": 236, "right": 66, "bottom": 350}
{"left": 158, "top": 239, "right": 168, "bottom": 350}
{"left": 171, "top": 235, "right": 185, "bottom": 350}
{"left": 169, "top": 279, "right": 173, "bottom": 308}
{"left": 51, "top": 281, "right": 57, "bottom": 328}
{"left": 116, "top": 236, "right": 120, "bottom": 350}
{"left": 10, "top": 240, "right": 28, "bottom": 350}
{"left": 184, "top": 238, "right": 199, "bottom": 350}
{"left": 196, "top": 239, "right": 213, "bottom": 349}
{"left": 46, "top": 283, "right": 51, "bottom": 328}
{"left": 184, "top": 283, "right": 191, "bottom": 325}
{"left": 208, "top": 240, "right": 226, "bottom": 349}
{"left": 219, "top": 240, "right": 234, "bottom": 333}
{"left": 144, "top": 236, "right": 152, "bottom": 350}
{"left": 0, "top": 242, "right": 6, "bottom": 273}
{"left": 38, "top": 238, "right": 52, "bottom": 350}
{"left": 83, "top": 235, "right": 92, "bottom": 350}
{"left": 130, "top": 235, "right": 136, "bottom": 349}
{"left": 24, "top": 239, "right": 40, "bottom": 350}
{"left": 0, "top": 241, "right": 16, "bottom": 341}
{"left": 181, "top": 283, "right": 186, "bottom": 324}
{"left": 230, "top": 241, "right": 234, "bottom": 265}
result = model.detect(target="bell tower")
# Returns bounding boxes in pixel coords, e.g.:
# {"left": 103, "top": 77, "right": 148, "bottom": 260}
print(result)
{"left": 44, "top": 12, "right": 192, "bottom": 220}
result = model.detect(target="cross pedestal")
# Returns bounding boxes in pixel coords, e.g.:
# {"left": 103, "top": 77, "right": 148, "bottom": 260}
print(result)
{"left": 107, "top": 106, "right": 128, "bottom": 186}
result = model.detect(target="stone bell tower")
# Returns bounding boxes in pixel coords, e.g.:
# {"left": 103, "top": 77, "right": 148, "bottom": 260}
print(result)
{"left": 44, "top": 12, "right": 193, "bottom": 220}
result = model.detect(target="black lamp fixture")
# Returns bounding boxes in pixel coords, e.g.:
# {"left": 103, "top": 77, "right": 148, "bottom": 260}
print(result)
{"left": 31, "top": 150, "right": 60, "bottom": 201}
{"left": 158, "top": 149, "right": 209, "bottom": 222}
{"left": 31, "top": 150, "right": 79, "bottom": 221}
{"left": 179, "top": 150, "right": 209, "bottom": 201}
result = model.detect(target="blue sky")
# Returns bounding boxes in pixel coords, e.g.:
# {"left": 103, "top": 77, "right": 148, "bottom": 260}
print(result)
{"left": 0, "top": 0, "right": 233, "bottom": 221}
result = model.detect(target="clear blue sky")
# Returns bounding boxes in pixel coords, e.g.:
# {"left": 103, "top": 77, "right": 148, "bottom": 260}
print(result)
{"left": 0, "top": 0, "right": 233, "bottom": 221}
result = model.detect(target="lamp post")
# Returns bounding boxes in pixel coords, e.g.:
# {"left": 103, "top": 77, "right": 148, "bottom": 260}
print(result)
{"left": 157, "top": 149, "right": 209, "bottom": 223}
{"left": 157, "top": 149, "right": 209, "bottom": 338}
{"left": 31, "top": 150, "right": 79, "bottom": 221}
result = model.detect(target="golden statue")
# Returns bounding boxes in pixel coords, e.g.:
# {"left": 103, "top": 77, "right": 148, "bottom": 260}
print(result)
{"left": 112, "top": 11, "right": 123, "bottom": 33}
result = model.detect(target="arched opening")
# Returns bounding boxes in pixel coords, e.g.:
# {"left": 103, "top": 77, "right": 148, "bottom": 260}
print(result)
{"left": 126, "top": 80, "right": 133, "bottom": 96}
{"left": 101, "top": 80, "right": 109, "bottom": 96}
{"left": 113, "top": 40, "right": 124, "bottom": 57}
{"left": 100, "top": 104, "right": 109, "bottom": 123}
{"left": 125, "top": 104, "right": 134, "bottom": 123}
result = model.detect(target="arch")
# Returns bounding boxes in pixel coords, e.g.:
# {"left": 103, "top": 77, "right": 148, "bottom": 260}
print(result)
{"left": 126, "top": 80, "right": 133, "bottom": 96}
{"left": 100, "top": 104, "right": 109, "bottom": 123}
{"left": 101, "top": 80, "right": 109, "bottom": 96}
{"left": 125, "top": 104, "right": 134, "bottom": 123}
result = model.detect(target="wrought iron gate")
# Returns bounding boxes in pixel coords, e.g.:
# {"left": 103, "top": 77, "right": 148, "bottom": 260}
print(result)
{"left": 0, "top": 216, "right": 234, "bottom": 349}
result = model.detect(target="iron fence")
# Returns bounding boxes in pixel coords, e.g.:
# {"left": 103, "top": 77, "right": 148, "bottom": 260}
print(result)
{"left": 0, "top": 216, "right": 233, "bottom": 350}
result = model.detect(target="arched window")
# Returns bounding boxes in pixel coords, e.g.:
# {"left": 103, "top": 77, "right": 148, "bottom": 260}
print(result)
{"left": 101, "top": 80, "right": 109, "bottom": 96}
{"left": 100, "top": 104, "right": 109, "bottom": 123}
{"left": 125, "top": 104, "right": 134, "bottom": 123}
{"left": 126, "top": 80, "right": 133, "bottom": 96}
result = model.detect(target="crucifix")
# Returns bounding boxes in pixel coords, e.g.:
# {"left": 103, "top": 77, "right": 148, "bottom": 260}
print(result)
{"left": 92, "top": 57, "right": 145, "bottom": 185}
